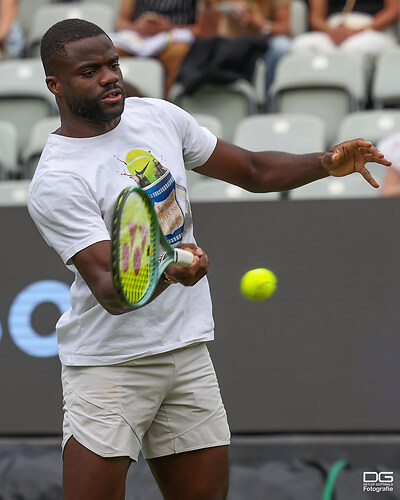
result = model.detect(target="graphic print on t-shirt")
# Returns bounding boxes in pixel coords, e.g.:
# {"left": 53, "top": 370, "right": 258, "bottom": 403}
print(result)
{"left": 120, "top": 149, "right": 185, "bottom": 246}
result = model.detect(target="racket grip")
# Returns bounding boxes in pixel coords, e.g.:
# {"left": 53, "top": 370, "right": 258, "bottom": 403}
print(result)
{"left": 174, "top": 248, "right": 194, "bottom": 267}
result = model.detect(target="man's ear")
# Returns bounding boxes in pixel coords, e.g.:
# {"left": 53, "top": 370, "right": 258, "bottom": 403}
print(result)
{"left": 45, "top": 76, "right": 61, "bottom": 96}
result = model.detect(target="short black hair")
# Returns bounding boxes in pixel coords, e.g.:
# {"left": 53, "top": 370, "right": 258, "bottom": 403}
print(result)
{"left": 41, "top": 18, "right": 110, "bottom": 75}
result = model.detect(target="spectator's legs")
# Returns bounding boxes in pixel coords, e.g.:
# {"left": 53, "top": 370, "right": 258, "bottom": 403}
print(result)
{"left": 290, "top": 32, "right": 336, "bottom": 54}
{"left": 264, "top": 34, "right": 292, "bottom": 89}
{"left": 158, "top": 42, "right": 191, "bottom": 98}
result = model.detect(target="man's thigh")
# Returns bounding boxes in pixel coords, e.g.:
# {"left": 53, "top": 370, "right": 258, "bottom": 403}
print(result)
{"left": 63, "top": 436, "right": 131, "bottom": 500}
{"left": 147, "top": 445, "right": 230, "bottom": 500}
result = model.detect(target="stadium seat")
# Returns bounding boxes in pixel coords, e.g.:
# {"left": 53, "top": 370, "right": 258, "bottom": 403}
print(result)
{"left": 251, "top": 0, "right": 309, "bottom": 107}
{"left": 335, "top": 109, "right": 400, "bottom": 191}
{"left": 0, "top": 121, "right": 18, "bottom": 179}
{"left": 119, "top": 57, "right": 165, "bottom": 99}
{"left": 269, "top": 52, "right": 367, "bottom": 148}
{"left": 233, "top": 113, "right": 326, "bottom": 153}
{"left": 0, "top": 58, "right": 56, "bottom": 157}
{"left": 189, "top": 178, "right": 280, "bottom": 203}
{"left": 252, "top": 57, "right": 267, "bottom": 107}
{"left": 289, "top": 170, "right": 384, "bottom": 200}
{"left": 188, "top": 113, "right": 289, "bottom": 203}
{"left": 290, "top": 0, "right": 308, "bottom": 37}
{"left": 371, "top": 48, "right": 400, "bottom": 108}
{"left": 0, "top": 180, "right": 31, "bottom": 206}
{"left": 192, "top": 113, "right": 224, "bottom": 137}
{"left": 188, "top": 114, "right": 326, "bottom": 202}
{"left": 21, "top": 116, "right": 61, "bottom": 179}
{"left": 26, "top": 2, "right": 116, "bottom": 57}
{"left": 79, "top": 0, "right": 120, "bottom": 26}
{"left": 233, "top": 114, "right": 326, "bottom": 201}
{"left": 170, "top": 79, "right": 258, "bottom": 142}
{"left": 336, "top": 109, "right": 400, "bottom": 145}
{"left": 18, "top": 0, "right": 52, "bottom": 41}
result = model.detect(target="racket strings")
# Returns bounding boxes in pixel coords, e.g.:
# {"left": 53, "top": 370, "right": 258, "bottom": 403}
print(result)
{"left": 117, "top": 192, "right": 157, "bottom": 303}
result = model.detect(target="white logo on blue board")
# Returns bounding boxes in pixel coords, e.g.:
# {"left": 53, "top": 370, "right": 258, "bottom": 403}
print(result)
{"left": 8, "top": 280, "right": 70, "bottom": 358}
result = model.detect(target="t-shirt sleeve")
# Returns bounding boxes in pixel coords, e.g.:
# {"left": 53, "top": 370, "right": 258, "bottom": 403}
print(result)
{"left": 181, "top": 111, "right": 218, "bottom": 169}
{"left": 27, "top": 171, "right": 111, "bottom": 265}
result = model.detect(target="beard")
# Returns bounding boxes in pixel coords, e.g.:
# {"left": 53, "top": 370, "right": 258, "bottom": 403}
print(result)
{"left": 64, "top": 85, "right": 126, "bottom": 123}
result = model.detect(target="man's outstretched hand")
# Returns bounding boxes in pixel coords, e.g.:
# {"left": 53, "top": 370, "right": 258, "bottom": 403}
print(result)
{"left": 321, "top": 139, "right": 392, "bottom": 188}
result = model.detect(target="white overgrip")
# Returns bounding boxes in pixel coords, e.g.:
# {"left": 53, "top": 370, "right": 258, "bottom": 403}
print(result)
{"left": 174, "top": 248, "right": 194, "bottom": 267}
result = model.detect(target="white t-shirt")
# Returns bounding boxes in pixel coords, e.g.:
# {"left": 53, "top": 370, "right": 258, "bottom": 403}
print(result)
{"left": 27, "top": 97, "right": 217, "bottom": 366}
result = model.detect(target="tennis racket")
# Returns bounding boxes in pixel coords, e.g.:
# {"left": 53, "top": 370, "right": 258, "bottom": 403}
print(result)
{"left": 111, "top": 186, "right": 194, "bottom": 309}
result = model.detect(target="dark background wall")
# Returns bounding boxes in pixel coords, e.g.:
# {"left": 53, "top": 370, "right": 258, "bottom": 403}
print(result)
{"left": 1, "top": 198, "right": 400, "bottom": 435}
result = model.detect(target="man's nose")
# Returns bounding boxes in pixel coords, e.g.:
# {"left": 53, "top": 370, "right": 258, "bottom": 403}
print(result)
{"left": 99, "top": 66, "right": 119, "bottom": 86}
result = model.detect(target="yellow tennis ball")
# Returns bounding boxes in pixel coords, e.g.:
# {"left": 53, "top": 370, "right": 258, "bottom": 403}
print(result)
{"left": 240, "top": 268, "right": 277, "bottom": 301}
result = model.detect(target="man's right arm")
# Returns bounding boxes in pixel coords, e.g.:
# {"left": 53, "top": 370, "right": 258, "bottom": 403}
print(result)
{"left": 28, "top": 172, "right": 209, "bottom": 315}
{"left": 72, "top": 241, "right": 209, "bottom": 315}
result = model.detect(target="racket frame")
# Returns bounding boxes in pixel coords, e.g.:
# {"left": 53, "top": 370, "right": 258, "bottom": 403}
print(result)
{"left": 111, "top": 186, "right": 193, "bottom": 309}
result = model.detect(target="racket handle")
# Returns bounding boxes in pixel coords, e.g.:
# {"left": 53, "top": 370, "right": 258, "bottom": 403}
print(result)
{"left": 174, "top": 248, "right": 194, "bottom": 267}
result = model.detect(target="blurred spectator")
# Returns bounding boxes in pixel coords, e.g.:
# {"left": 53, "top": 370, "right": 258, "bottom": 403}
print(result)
{"left": 112, "top": 0, "right": 215, "bottom": 95}
{"left": 0, "top": 0, "right": 24, "bottom": 58}
{"left": 291, "top": 0, "right": 399, "bottom": 77}
{"left": 378, "top": 132, "right": 400, "bottom": 196}
{"left": 214, "top": 0, "right": 292, "bottom": 90}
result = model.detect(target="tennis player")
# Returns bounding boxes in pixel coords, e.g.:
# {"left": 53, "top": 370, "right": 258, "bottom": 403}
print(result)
{"left": 27, "top": 19, "right": 391, "bottom": 500}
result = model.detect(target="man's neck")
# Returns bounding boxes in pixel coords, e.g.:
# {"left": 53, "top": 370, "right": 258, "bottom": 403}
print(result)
{"left": 57, "top": 116, "right": 121, "bottom": 138}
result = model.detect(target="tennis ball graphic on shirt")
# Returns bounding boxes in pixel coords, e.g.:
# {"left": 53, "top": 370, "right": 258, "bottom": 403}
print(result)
{"left": 126, "top": 150, "right": 158, "bottom": 185}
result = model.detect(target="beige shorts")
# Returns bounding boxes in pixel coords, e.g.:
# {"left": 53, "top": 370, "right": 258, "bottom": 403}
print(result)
{"left": 61, "top": 342, "right": 230, "bottom": 461}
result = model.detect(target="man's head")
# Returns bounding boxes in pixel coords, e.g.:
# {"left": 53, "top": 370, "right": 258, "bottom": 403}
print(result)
{"left": 41, "top": 19, "right": 126, "bottom": 133}
{"left": 41, "top": 18, "right": 108, "bottom": 77}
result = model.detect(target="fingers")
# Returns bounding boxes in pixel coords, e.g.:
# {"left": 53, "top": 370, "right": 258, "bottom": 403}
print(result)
{"left": 166, "top": 245, "right": 209, "bottom": 286}
{"left": 186, "top": 246, "right": 209, "bottom": 276}
{"left": 361, "top": 154, "right": 391, "bottom": 166}
{"left": 359, "top": 143, "right": 392, "bottom": 166}
{"left": 328, "top": 139, "right": 391, "bottom": 169}
{"left": 349, "top": 140, "right": 391, "bottom": 164}
{"left": 354, "top": 139, "right": 373, "bottom": 149}
{"left": 359, "top": 166, "right": 379, "bottom": 188}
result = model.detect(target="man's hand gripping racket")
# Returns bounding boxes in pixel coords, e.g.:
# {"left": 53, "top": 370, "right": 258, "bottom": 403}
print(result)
{"left": 111, "top": 186, "right": 196, "bottom": 309}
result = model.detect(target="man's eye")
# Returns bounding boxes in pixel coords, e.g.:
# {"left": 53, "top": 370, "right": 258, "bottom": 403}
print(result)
{"left": 111, "top": 63, "right": 120, "bottom": 71}
{"left": 82, "top": 70, "right": 95, "bottom": 77}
